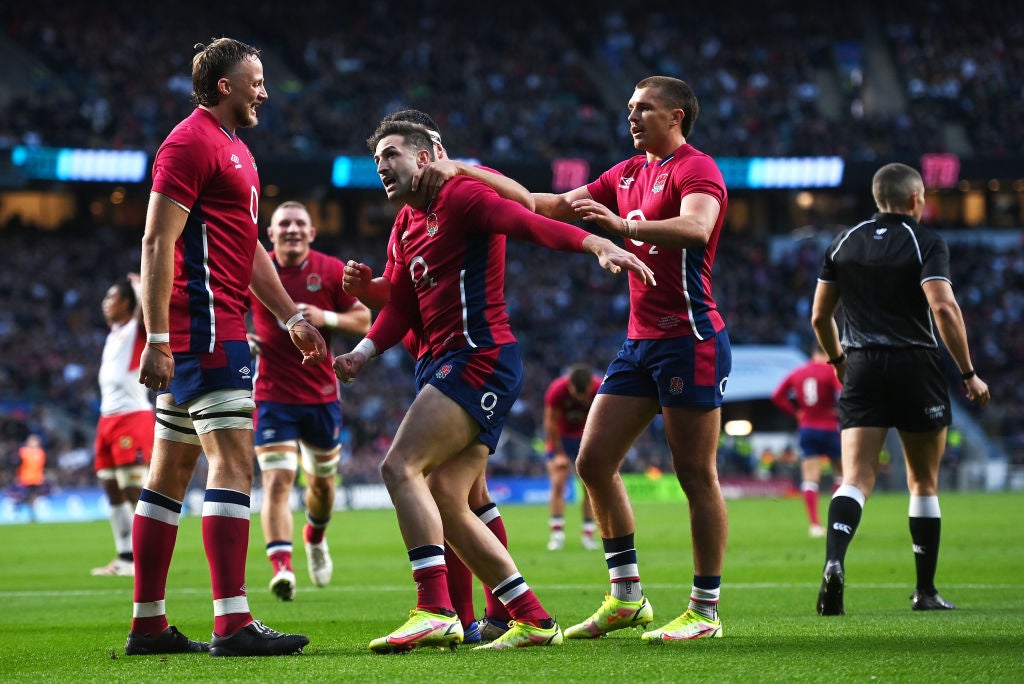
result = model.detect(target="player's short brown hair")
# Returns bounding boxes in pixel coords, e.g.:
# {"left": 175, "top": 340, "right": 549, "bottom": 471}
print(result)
{"left": 191, "top": 37, "right": 261, "bottom": 107}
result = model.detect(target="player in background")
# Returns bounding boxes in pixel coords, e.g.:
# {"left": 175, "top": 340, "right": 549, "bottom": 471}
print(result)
{"left": 125, "top": 38, "right": 327, "bottom": 658}
{"left": 533, "top": 75, "right": 730, "bottom": 643}
{"left": 342, "top": 108, "right": 536, "bottom": 643}
{"left": 543, "top": 363, "right": 601, "bottom": 551}
{"left": 334, "top": 120, "right": 654, "bottom": 653}
{"left": 249, "top": 201, "right": 370, "bottom": 601}
{"left": 812, "top": 162, "right": 990, "bottom": 615}
{"left": 14, "top": 434, "right": 47, "bottom": 522}
{"left": 770, "top": 347, "right": 843, "bottom": 538}
{"left": 92, "top": 274, "right": 154, "bottom": 576}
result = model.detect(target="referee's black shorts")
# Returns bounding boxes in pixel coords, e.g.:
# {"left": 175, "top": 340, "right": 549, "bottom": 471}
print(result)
{"left": 839, "top": 347, "right": 952, "bottom": 432}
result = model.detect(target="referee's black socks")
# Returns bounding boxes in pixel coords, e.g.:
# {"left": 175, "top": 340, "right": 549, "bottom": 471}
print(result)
{"left": 825, "top": 484, "right": 866, "bottom": 564}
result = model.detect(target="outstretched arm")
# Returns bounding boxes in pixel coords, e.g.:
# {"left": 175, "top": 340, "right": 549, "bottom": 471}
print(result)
{"left": 413, "top": 161, "right": 535, "bottom": 211}
{"left": 533, "top": 186, "right": 591, "bottom": 222}
{"left": 572, "top": 193, "right": 722, "bottom": 250}
{"left": 478, "top": 194, "right": 656, "bottom": 285}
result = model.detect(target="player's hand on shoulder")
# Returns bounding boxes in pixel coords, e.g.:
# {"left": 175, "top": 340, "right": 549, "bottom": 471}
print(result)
{"left": 412, "top": 160, "right": 459, "bottom": 200}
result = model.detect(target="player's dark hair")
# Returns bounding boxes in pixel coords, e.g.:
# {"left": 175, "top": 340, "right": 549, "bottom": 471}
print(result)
{"left": 382, "top": 109, "right": 442, "bottom": 136}
{"left": 191, "top": 37, "right": 261, "bottom": 107}
{"left": 636, "top": 75, "right": 700, "bottom": 138}
{"left": 367, "top": 120, "right": 436, "bottom": 159}
{"left": 114, "top": 276, "right": 136, "bottom": 311}
{"left": 568, "top": 363, "right": 593, "bottom": 394}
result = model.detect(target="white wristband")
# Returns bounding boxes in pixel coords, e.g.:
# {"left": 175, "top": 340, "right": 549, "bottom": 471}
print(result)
{"left": 284, "top": 312, "right": 305, "bottom": 330}
{"left": 322, "top": 310, "right": 339, "bottom": 329}
{"left": 352, "top": 338, "right": 378, "bottom": 360}
{"left": 147, "top": 332, "right": 170, "bottom": 344}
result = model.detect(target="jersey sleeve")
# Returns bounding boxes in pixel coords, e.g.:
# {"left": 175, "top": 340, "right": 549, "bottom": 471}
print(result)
{"left": 586, "top": 159, "right": 631, "bottom": 210}
{"left": 770, "top": 374, "right": 797, "bottom": 416}
{"left": 151, "top": 130, "right": 212, "bottom": 210}
{"left": 543, "top": 379, "right": 562, "bottom": 408}
{"left": 365, "top": 248, "right": 416, "bottom": 353}
{"left": 676, "top": 155, "right": 727, "bottom": 205}
{"left": 919, "top": 232, "right": 952, "bottom": 284}
{"left": 456, "top": 179, "right": 589, "bottom": 252}
{"left": 819, "top": 234, "right": 843, "bottom": 282}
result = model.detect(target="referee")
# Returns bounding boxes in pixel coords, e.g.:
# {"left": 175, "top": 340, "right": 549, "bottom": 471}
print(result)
{"left": 810, "top": 162, "right": 989, "bottom": 616}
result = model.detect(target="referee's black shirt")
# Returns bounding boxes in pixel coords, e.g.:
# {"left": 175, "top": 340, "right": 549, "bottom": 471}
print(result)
{"left": 818, "top": 212, "right": 951, "bottom": 349}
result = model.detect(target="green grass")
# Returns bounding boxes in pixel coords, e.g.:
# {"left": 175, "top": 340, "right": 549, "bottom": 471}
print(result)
{"left": 1, "top": 492, "right": 1022, "bottom": 683}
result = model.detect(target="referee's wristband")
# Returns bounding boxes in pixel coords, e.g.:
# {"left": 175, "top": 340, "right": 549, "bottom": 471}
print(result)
{"left": 147, "top": 332, "right": 170, "bottom": 344}
{"left": 827, "top": 351, "right": 847, "bottom": 366}
{"left": 284, "top": 312, "right": 305, "bottom": 330}
{"left": 961, "top": 369, "right": 976, "bottom": 381}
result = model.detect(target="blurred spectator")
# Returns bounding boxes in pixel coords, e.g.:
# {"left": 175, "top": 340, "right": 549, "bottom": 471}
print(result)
{"left": 3, "top": 1, "right": 1019, "bottom": 160}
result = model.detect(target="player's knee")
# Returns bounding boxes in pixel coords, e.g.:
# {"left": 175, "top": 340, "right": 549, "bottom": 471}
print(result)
{"left": 575, "top": 453, "right": 603, "bottom": 486}
{"left": 379, "top": 454, "right": 413, "bottom": 490}
{"left": 466, "top": 488, "right": 491, "bottom": 511}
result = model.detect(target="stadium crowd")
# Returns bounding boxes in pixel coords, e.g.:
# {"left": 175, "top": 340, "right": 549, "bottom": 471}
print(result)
{"left": 1, "top": 0, "right": 1022, "bottom": 490}
{"left": 1, "top": 1, "right": 1021, "bottom": 161}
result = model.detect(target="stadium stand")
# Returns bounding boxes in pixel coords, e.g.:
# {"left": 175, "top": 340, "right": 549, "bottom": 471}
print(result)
{"left": 1, "top": 0, "right": 1021, "bottom": 488}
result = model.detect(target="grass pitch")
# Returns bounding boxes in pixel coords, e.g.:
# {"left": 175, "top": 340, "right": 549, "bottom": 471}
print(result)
{"left": 1, "top": 491, "right": 1021, "bottom": 683}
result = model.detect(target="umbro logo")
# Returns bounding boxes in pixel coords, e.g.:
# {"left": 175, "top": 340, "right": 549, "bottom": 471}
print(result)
{"left": 239, "top": 365, "right": 252, "bottom": 380}
{"left": 619, "top": 177, "right": 635, "bottom": 189}
{"left": 230, "top": 154, "right": 242, "bottom": 169}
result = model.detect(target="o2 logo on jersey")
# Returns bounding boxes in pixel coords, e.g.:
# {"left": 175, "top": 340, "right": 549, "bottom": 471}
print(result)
{"left": 409, "top": 256, "right": 438, "bottom": 291}
{"left": 426, "top": 213, "right": 439, "bottom": 237}
{"left": 652, "top": 173, "right": 668, "bottom": 194}
{"left": 249, "top": 186, "right": 259, "bottom": 224}
{"left": 480, "top": 391, "right": 498, "bottom": 421}
{"left": 625, "top": 209, "right": 657, "bottom": 255}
